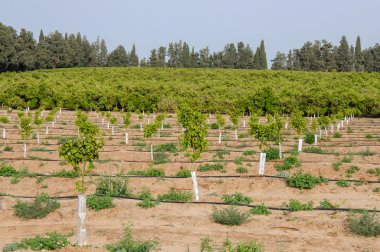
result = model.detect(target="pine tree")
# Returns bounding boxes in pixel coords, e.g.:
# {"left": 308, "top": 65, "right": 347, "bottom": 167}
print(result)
{"left": 259, "top": 40, "right": 268, "bottom": 69}
{"left": 271, "top": 52, "right": 286, "bottom": 70}
{"left": 157, "top": 46, "right": 166, "bottom": 67}
{"left": 355, "top": 36, "right": 363, "bottom": 71}
{"left": 336, "top": 36, "right": 352, "bottom": 72}
{"left": 148, "top": 49, "right": 158, "bottom": 67}
{"left": 15, "top": 28, "right": 36, "bottom": 71}
{"left": 99, "top": 39, "right": 108, "bottom": 66}
{"left": 129, "top": 44, "right": 139, "bottom": 66}
{"left": 286, "top": 50, "right": 293, "bottom": 70}
{"left": 182, "top": 42, "right": 191, "bottom": 67}
{"left": 108, "top": 45, "right": 128, "bottom": 66}
{"left": 253, "top": 47, "right": 261, "bottom": 69}
{"left": 199, "top": 47, "right": 210, "bottom": 68}
{"left": 222, "top": 43, "right": 237, "bottom": 68}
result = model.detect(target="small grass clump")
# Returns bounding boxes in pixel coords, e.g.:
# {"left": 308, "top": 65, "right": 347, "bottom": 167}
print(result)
{"left": 332, "top": 161, "right": 342, "bottom": 171}
{"left": 285, "top": 172, "right": 327, "bottom": 189}
{"left": 212, "top": 206, "right": 250, "bottom": 226}
{"left": 87, "top": 195, "right": 115, "bottom": 211}
{"left": 51, "top": 169, "right": 79, "bottom": 178}
{"left": 0, "top": 164, "right": 18, "bottom": 177}
{"left": 242, "top": 150, "right": 256, "bottom": 156}
{"left": 4, "top": 146, "right": 13, "bottom": 152}
{"left": 265, "top": 147, "right": 280, "bottom": 160}
{"left": 154, "top": 143, "right": 177, "bottom": 153}
{"left": 234, "top": 156, "right": 245, "bottom": 165}
{"left": 145, "top": 167, "right": 165, "bottom": 177}
{"left": 341, "top": 155, "right": 353, "bottom": 163}
{"left": 3, "top": 232, "right": 71, "bottom": 252}
{"left": 157, "top": 188, "right": 192, "bottom": 202}
{"left": 348, "top": 211, "right": 380, "bottom": 237}
{"left": 304, "top": 132, "right": 315, "bottom": 144}
{"left": 210, "top": 123, "right": 219, "bottom": 129}
{"left": 106, "top": 226, "right": 157, "bottom": 252}
{"left": 367, "top": 168, "right": 380, "bottom": 177}
{"left": 175, "top": 168, "right": 192, "bottom": 178}
{"left": 137, "top": 190, "right": 158, "bottom": 208}
{"left": 336, "top": 179, "right": 351, "bottom": 187}
{"left": 94, "top": 176, "right": 130, "bottom": 196}
{"left": 352, "top": 148, "right": 376, "bottom": 156}
{"left": 236, "top": 166, "right": 248, "bottom": 174}
{"left": 199, "top": 237, "right": 263, "bottom": 252}
{"left": 347, "top": 127, "right": 353, "bottom": 133}
{"left": 283, "top": 199, "right": 313, "bottom": 211}
{"left": 365, "top": 134, "right": 373, "bottom": 139}
{"left": 13, "top": 193, "right": 60, "bottom": 219}
{"left": 346, "top": 166, "right": 360, "bottom": 178}
{"left": 213, "top": 149, "right": 230, "bottom": 160}
{"left": 303, "top": 146, "right": 323, "bottom": 154}
{"left": 275, "top": 156, "right": 301, "bottom": 171}
{"left": 198, "top": 163, "right": 224, "bottom": 172}
{"left": 318, "top": 199, "right": 340, "bottom": 209}
{"left": 222, "top": 193, "right": 252, "bottom": 205}
{"left": 250, "top": 203, "right": 271, "bottom": 215}
{"left": 153, "top": 152, "right": 170, "bottom": 164}
{"left": 333, "top": 132, "right": 342, "bottom": 138}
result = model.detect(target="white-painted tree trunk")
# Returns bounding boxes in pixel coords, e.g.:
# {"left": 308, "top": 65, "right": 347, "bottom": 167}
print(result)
{"left": 191, "top": 171, "right": 200, "bottom": 201}
{"left": 107, "top": 122, "right": 110, "bottom": 129}
{"left": 23, "top": 144, "right": 27, "bottom": 159}
{"left": 235, "top": 129, "right": 238, "bottom": 140}
{"left": 298, "top": 138, "right": 303, "bottom": 152}
{"left": 258, "top": 152, "right": 266, "bottom": 175}
{"left": 111, "top": 126, "right": 114, "bottom": 136}
{"left": 37, "top": 132, "right": 40, "bottom": 144}
{"left": 325, "top": 127, "right": 328, "bottom": 136}
{"left": 2, "top": 128, "right": 5, "bottom": 139}
{"left": 150, "top": 144, "right": 153, "bottom": 160}
{"left": 285, "top": 121, "right": 288, "bottom": 129}
{"left": 331, "top": 124, "right": 334, "bottom": 134}
{"left": 278, "top": 143, "right": 282, "bottom": 159}
{"left": 243, "top": 119, "right": 246, "bottom": 127}
{"left": 140, "top": 123, "right": 143, "bottom": 131}
{"left": 218, "top": 132, "right": 222, "bottom": 144}
{"left": 77, "top": 194, "right": 86, "bottom": 246}
{"left": 125, "top": 132, "right": 128, "bottom": 144}
{"left": 45, "top": 126, "right": 49, "bottom": 135}
{"left": 314, "top": 134, "right": 318, "bottom": 145}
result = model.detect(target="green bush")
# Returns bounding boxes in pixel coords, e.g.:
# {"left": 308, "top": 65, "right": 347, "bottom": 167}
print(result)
{"left": 332, "top": 161, "right": 342, "bottom": 171}
{"left": 213, "top": 149, "right": 230, "bottom": 160}
{"left": 234, "top": 156, "right": 245, "bottom": 165}
{"left": 13, "top": 193, "right": 60, "bottom": 219}
{"left": 336, "top": 179, "right": 351, "bottom": 187}
{"left": 250, "top": 203, "right": 271, "bottom": 215}
{"left": 87, "top": 195, "right": 115, "bottom": 211}
{"left": 365, "top": 134, "right": 373, "bottom": 139}
{"left": 3, "top": 232, "right": 71, "bottom": 252}
{"left": 341, "top": 155, "right": 353, "bottom": 163}
{"left": 153, "top": 152, "right": 170, "bottom": 164}
{"left": 236, "top": 166, "right": 248, "bottom": 174}
{"left": 137, "top": 190, "right": 158, "bottom": 208}
{"left": 283, "top": 199, "right": 313, "bottom": 211}
{"left": 0, "top": 164, "right": 18, "bottom": 177}
{"left": 198, "top": 163, "right": 224, "bottom": 172}
{"left": 348, "top": 211, "right": 380, "bottom": 237}
{"left": 157, "top": 188, "right": 192, "bottom": 202}
{"left": 212, "top": 206, "right": 250, "bottom": 226}
{"left": 304, "top": 132, "right": 314, "bottom": 144}
{"left": 106, "top": 226, "right": 157, "bottom": 252}
{"left": 95, "top": 176, "right": 130, "bottom": 196}
{"left": 222, "top": 193, "right": 252, "bottom": 205}
{"left": 265, "top": 147, "right": 280, "bottom": 160}
{"left": 367, "top": 168, "right": 380, "bottom": 177}
{"left": 285, "top": 172, "right": 327, "bottom": 189}
{"left": 223, "top": 239, "right": 264, "bottom": 252}
{"left": 175, "top": 169, "right": 192, "bottom": 178}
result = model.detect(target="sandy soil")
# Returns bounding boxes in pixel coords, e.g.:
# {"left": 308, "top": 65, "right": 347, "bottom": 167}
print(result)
{"left": 0, "top": 111, "right": 379, "bottom": 251}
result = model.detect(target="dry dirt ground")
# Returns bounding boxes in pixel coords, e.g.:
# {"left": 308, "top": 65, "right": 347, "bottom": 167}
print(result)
{"left": 0, "top": 111, "right": 379, "bottom": 251}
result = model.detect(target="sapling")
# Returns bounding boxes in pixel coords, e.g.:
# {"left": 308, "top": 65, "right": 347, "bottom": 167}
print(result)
{"left": 0, "top": 116, "right": 9, "bottom": 139}
{"left": 123, "top": 112, "right": 132, "bottom": 144}
{"left": 109, "top": 116, "right": 117, "bottom": 135}
{"left": 216, "top": 114, "right": 225, "bottom": 144}
{"left": 144, "top": 123, "right": 159, "bottom": 160}
{"left": 230, "top": 111, "right": 240, "bottom": 140}
{"left": 19, "top": 115, "right": 33, "bottom": 159}
{"left": 290, "top": 111, "right": 307, "bottom": 152}
{"left": 59, "top": 114, "right": 104, "bottom": 246}
{"left": 178, "top": 104, "right": 208, "bottom": 201}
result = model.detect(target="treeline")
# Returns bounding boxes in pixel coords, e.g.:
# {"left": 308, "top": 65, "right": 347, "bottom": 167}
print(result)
{"left": 271, "top": 36, "right": 380, "bottom": 72}
{"left": 0, "top": 22, "right": 379, "bottom": 72}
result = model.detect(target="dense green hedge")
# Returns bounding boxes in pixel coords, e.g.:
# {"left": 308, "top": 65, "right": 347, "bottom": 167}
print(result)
{"left": 0, "top": 67, "right": 379, "bottom": 116}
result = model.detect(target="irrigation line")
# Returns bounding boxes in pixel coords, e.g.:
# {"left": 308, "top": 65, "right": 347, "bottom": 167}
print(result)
{"left": 2, "top": 194, "right": 379, "bottom": 213}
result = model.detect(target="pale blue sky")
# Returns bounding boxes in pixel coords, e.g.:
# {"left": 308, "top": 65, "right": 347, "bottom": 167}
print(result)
{"left": 1, "top": 0, "right": 379, "bottom": 63}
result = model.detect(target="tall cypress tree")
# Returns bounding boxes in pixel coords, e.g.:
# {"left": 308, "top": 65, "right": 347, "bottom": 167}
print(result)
{"left": 157, "top": 46, "right": 166, "bottom": 67}
{"left": 108, "top": 45, "right": 128, "bottom": 66}
{"left": 99, "top": 39, "right": 108, "bottom": 66}
{"left": 337, "top": 36, "right": 352, "bottom": 72}
{"left": 148, "top": 49, "right": 158, "bottom": 67}
{"left": 129, "top": 44, "right": 139, "bottom": 66}
{"left": 355, "top": 36, "right": 363, "bottom": 71}
{"left": 182, "top": 42, "right": 191, "bottom": 67}
{"left": 253, "top": 47, "right": 261, "bottom": 69}
{"left": 259, "top": 40, "right": 268, "bottom": 69}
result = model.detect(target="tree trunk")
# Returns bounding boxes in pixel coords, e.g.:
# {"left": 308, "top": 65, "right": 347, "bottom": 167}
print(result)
{"left": 77, "top": 194, "right": 86, "bottom": 246}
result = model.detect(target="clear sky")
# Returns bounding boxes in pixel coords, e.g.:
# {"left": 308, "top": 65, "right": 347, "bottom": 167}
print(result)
{"left": 1, "top": 0, "right": 379, "bottom": 63}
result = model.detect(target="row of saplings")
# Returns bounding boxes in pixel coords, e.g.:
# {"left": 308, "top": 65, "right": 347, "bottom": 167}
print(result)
{"left": 3, "top": 108, "right": 378, "bottom": 251}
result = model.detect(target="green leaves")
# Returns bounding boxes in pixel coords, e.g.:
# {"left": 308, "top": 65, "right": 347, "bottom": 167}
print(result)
{"left": 20, "top": 116, "right": 32, "bottom": 141}
{"left": 143, "top": 123, "right": 158, "bottom": 139}
{"left": 290, "top": 111, "right": 307, "bottom": 136}
{"left": 249, "top": 114, "right": 283, "bottom": 151}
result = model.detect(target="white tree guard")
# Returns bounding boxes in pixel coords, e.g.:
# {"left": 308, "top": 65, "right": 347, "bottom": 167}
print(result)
{"left": 45, "top": 126, "right": 49, "bottom": 135}
{"left": 37, "top": 132, "right": 40, "bottom": 144}
{"left": 278, "top": 143, "right": 282, "bottom": 159}
{"left": 314, "top": 134, "right": 318, "bottom": 145}
{"left": 191, "top": 171, "right": 200, "bottom": 201}
{"left": 150, "top": 145, "right": 154, "bottom": 160}
{"left": 258, "top": 152, "right": 266, "bottom": 175}
{"left": 298, "top": 138, "right": 303, "bottom": 152}
{"left": 2, "top": 128, "right": 5, "bottom": 139}
{"left": 218, "top": 132, "right": 222, "bottom": 144}
{"left": 23, "top": 144, "right": 27, "bottom": 159}
{"left": 235, "top": 129, "right": 238, "bottom": 140}
{"left": 77, "top": 195, "right": 87, "bottom": 246}
{"left": 125, "top": 132, "right": 128, "bottom": 144}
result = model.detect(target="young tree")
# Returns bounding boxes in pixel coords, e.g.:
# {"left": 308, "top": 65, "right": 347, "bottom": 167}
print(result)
{"left": 19, "top": 115, "right": 32, "bottom": 159}
{"left": 144, "top": 123, "right": 158, "bottom": 160}
{"left": 216, "top": 114, "right": 226, "bottom": 144}
{"left": 290, "top": 111, "right": 307, "bottom": 151}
